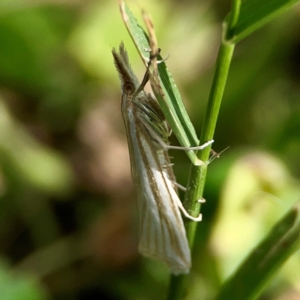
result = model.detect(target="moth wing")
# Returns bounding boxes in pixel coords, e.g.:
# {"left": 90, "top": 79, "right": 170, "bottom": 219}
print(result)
{"left": 137, "top": 168, "right": 191, "bottom": 275}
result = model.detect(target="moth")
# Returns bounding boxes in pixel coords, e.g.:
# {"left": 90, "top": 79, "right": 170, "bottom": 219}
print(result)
{"left": 112, "top": 43, "right": 213, "bottom": 274}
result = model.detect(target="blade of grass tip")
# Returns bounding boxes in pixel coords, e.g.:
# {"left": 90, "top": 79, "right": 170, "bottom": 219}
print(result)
{"left": 141, "top": 10, "right": 207, "bottom": 166}
{"left": 216, "top": 202, "right": 300, "bottom": 300}
{"left": 118, "top": 0, "right": 150, "bottom": 60}
{"left": 119, "top": 0, "right": 207, "bottom": 165}
{"left": 140, "top": 9, "right": 201, "bottom": 149}
{"left": 119, "top": 0, "right": 199, "bottom": 144}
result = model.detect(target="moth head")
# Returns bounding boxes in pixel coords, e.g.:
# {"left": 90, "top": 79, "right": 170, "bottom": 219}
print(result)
{"left": 123, "top": 82, "right": 135, "bottom": 95}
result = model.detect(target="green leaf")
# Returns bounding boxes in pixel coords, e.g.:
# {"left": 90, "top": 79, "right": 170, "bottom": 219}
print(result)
{"left": 216, "top": 202, "right": 300, "bottom": 300}
{"left": 230, "top": 0, "right": 300, "bottom": 42}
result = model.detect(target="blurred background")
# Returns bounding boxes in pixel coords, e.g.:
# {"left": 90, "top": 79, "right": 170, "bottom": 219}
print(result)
{"left": 0, "top": 0, "right": 300, "bottom": 299}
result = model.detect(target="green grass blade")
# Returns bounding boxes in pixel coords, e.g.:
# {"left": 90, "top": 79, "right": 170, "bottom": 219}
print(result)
{"left": 119, "top": 0, "right": 204, "bottom": 165}
{"left": 216, "top": 203, "right": 300, "bottom": 300}
{"left": 229, "top": 0, "right": 300, "bottom": 42}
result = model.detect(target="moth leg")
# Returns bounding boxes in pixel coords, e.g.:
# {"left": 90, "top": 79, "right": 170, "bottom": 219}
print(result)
{"left": 142, "top": 50, "right": 169, "bottom": 65}
{"left": 163, "top": 163, "right": 174, "bottom": 169}
{"left": 136, "top": 50, "right": 163, "bottom": 94}
{"left": 171, "top": 181, "right": 186, "bottom": 191}
{"left": 165, "top": 140, "right": 214, "bottom": 151}
{"left": 174, "top": 196, "right": 202, "bottom": 222}
{"left": 171, "top": 181, "right": 206, "bottom": 203}
{"left": 138, "top": 115, "right": 214, "bottom": 152}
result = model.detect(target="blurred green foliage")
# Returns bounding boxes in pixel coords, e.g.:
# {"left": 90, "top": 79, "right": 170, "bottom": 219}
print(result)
{"left": 0, "top": 0, "right": 300, "bottom": 299}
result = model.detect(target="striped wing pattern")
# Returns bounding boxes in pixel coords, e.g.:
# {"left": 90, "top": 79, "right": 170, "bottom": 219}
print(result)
{"left": 128, "top": 105, "right": 191, "bottom": 274}
{"left": 112, "top": 43, "right": 191, "bottom": 274}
